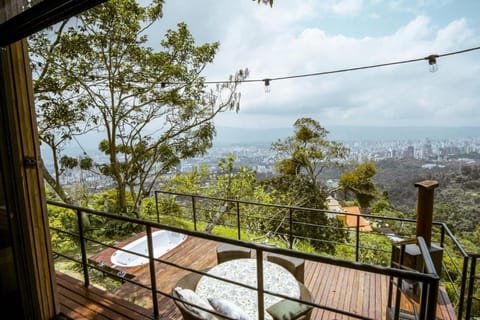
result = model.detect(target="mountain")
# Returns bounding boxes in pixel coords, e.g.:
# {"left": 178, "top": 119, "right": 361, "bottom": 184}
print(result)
{"left": 213, "top": 126, "right": 480, "bottom": 145}
{"left": 41, "top": 126, "right": 480, "bottom": 162}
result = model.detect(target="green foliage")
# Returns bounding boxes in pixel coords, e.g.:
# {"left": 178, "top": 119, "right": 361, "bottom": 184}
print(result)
{"left": 159, "top": 154, "right": 276, "bottom": 235}
{"left": 270, "top": 118, "right": 348, "bottom": 210}
{"left": 357, "top": 232, "right": 392, "bottom": 266}
{"left": 371, "top": 199, "right": 392, "bottom": 216}
{"left": 267, "top": 118, "right": 349, "bottom": 254}
{"left": 163, "top": 165, "right": 210, "bottom": 195}
{"left": 48, "top": 205, "right": 78, "bottom": 252}
{"left": 153, "top": 196, "right": 183, "bottom": 220}
{"left": 335, "top": 243, "right": 356, "bottom": 261}
{"left": 272, "top": 118, "right": 349, "bottom": 183}
{"left": 339, "top": 161, "right": 377, "bottom": 208}
{"left": 373, "top": 159, "right": 480, "bottom": 235}
{"left": 29, "top": 0, "right": 248, "bottom": 215}
{"left": 59, "top": 156, "right": 79, "bottom": 170}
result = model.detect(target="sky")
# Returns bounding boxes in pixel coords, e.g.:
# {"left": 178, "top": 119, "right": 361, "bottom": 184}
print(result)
{"left": 153, "top": 1, "right": 480, "bottom": 129}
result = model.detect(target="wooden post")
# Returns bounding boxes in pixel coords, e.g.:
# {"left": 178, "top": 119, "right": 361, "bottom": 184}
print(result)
{"left": 0, "top": 39, "right": 59, "bottom": 318}
{"left": 414, "top": 180, "right": 439, "bottom": 247}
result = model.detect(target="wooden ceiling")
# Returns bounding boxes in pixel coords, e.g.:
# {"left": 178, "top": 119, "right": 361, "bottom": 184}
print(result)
{"left": 0, "top": 0, "right": 105, "bottom": 46}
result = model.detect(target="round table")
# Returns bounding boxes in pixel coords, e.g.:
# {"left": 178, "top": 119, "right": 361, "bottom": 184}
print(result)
{"left": 196, "top": 258, "right": 300, "bottom": 320}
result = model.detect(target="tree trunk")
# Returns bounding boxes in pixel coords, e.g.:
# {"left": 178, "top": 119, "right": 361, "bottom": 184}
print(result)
{"left": 109, "top": 145, "right": 127, "bottom": 214}
{"left": 204, "top": 202, "right": 233, "bottom": 233}
{"left": 40, "top": 160, "right": 73, "bottom": 204}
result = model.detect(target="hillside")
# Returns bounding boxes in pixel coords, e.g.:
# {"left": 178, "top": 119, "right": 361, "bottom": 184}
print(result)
{"left": 374, "top": 159, "right": 479, "bottom": 233}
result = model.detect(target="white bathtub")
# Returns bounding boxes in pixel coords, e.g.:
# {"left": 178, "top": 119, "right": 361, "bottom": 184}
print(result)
{"left": 110, "top": 230, "right": 187, "bottom": 267}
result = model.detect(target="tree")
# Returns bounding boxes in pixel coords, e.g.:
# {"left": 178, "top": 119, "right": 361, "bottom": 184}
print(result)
{"left": 339, "top": 162, "right": 377, "bottom": 209}
{"left": 269, "top": 118, "right": 349, "bottom": 253}
{"left": 29, "top": 0, "right": 248, "bottom": 217}
{"left": 160, "top": 154, "right": 275, "bottom": 235}
{"left": 271, "top": 117, "right": 349, "bottom": 207}
{"left": 30, "top": 19, "right": 97, "bottom": 205}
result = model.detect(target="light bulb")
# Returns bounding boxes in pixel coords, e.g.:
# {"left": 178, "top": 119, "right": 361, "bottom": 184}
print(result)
{"left": 264, "top": 79, "right": 271, "bottom": 93}
{"left": 427, "top": 55, "right": 439, "bottom": 73}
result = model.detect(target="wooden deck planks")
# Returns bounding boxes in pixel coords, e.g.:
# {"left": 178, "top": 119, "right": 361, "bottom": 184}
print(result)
{"left": 58, "top": 236, "right": 457, "bottom": 320}
{"left": 57, "top": 272, "right": 156, "bottom": 320}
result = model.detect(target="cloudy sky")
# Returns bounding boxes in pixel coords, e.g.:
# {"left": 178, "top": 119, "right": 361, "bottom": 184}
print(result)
{"left": 153, "top": 0, "right": 480, "bottom": 129}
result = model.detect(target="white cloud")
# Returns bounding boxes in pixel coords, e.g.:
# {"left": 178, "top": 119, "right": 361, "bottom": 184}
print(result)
{"left": 157, "top": 1, "right": 480, "bottom": 128}
{"left": 331, "top": 0, "right": 364, "bottom": 15}
{"left": 433, "top": 18, "right": 475, "bottom": 49}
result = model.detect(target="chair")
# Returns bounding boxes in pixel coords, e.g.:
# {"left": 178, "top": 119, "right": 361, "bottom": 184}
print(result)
{"left": 172, "top": 272, "right": 203, "bottom": 320}
{"left": 216, "top": 243, "right": 251, "bottom": 264}
{"left": 171, "top": 270, "right": 223, "bottom": 320}
{"left": 266, "top": 253, "right": 305, "bottom": 283}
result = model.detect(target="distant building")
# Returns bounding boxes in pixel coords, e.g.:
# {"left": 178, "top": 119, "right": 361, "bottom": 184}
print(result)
{"left": 403, "top": 145, "right": 414, "bottom": 159}
{"left": 326, "top": 195, "right": 373, "bottom": 231}
{"left": 337, "top": 206, "right": 373, "bottom": 232}
{"left": 326, "top": 196, "right": 342, "bottom": 218}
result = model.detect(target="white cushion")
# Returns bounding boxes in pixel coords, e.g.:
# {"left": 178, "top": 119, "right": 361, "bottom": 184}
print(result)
{"left": 174, "top": 287, "right": 216, "bottom": 320}
{"left": 208, "top": 297, "right": 250, "bottom": 320}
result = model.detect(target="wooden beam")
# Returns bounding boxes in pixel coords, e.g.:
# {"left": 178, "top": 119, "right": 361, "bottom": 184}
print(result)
{"left": 0, "top": 0, "right": 107, "bottom": 46}
{"left": 0, "top": 39, "right": 58, "bottom": 318}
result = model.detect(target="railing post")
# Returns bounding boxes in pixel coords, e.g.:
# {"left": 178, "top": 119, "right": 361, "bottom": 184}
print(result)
{"left": 457, "top": 256, "right": 469, "bottom": 319}
{"left": 191, "top": 195, "right": 197, "bottom": 231}
{"left": 154, "top": 191, "right": 160, "bottom": 223}
{"left": 440, "top": 224, "right": 445, "bottom": 248}
{"left": 146, "top": 226, "right": 159, "bottom": 318}
{"left": 414, "top": 180, "right": 439, "bottom": 247}
{"left": 422, "top": 278, "right": 439, "bottom": 320}
{"left": 236, "top": 201, "right": 241, "bottom": 240}
{"left": 355, "top": 215, "right": 360, "bottom": 262}
{"left": 465, "top": 256, "right": 477, "bottom": 320}
{"left": 289, "top": 208, "right": 293, "bottom": 249}
{"left": 387, "top": 245, "right": 395, "bottom": 308}
{"left": 255, "top": 248, "right": 265, "bottom": 320}
{"left": 76, "top": 209, "right": 90, "bottom": 287}
{"left": 419, "top": 280, "right": 428, "bottom": 320}
{"left": 393, "top": 244, "right": 406, "bottom": 320}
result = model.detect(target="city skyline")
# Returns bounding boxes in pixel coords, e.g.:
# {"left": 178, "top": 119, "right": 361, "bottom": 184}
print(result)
{"left": 53, "top": 133, "right": 480, "bottom": 187}
{"left": 46, "top": 124, "right": 480, "bottom": 158}
{"left": 44, "top": 127, "right": 480, "bottom": 175}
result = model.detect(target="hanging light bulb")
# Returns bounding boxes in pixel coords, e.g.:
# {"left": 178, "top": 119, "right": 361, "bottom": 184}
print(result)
{"left": 263, "top": 79, "right": 271, "bottom": 93}
{"left": 427, "top": 55, "right": 439, "bottom": 73}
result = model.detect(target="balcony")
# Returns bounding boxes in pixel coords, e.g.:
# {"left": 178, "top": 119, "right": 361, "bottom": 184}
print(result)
{"left": 48, "top": 191, "right": 479, "bottom": 320}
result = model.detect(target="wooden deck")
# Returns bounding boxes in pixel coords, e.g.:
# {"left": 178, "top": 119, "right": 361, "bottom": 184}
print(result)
{"left": 56, "top": 271, "right": 155, "bottom": 320}
{"left": 58, "top": 236, "right": 458, "bottom": 320}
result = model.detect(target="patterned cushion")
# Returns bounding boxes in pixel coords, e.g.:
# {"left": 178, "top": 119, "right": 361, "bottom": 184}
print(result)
{"left": 174, "top": 287, "right": 216, "bottom": 320}
{"left": 208, "top": 297, "right": 250, "bottom": 320}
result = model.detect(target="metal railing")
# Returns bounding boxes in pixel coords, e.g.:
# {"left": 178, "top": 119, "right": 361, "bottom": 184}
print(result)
{"left": 389, "top": 237, "right": 440, "bottom": 320}
{"left": 154, "top": 191, "right": 412, "bottom": 259}
{"left": 153, "top": 190, "right": 478, "bottom": 319}
{"left": 48, "top": 199, "right": 443, "bottom": 320}
{"left": 435, "top": 222, "right": 471, "bottom": 319}
{"left": 465, "top": 254, "right": 480, "bottom": 319}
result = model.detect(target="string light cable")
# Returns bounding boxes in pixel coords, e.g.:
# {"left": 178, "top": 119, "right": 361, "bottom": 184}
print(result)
{"left": 161, "top": 45, "right": 480, "bottom": 90}
{"left": 71, "top": 134, "right": 88, "bottom": 156}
